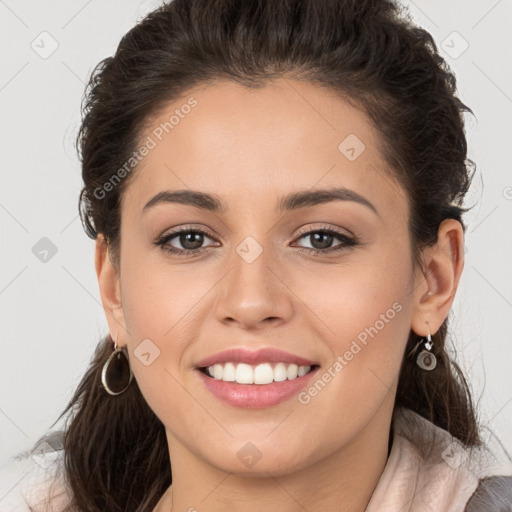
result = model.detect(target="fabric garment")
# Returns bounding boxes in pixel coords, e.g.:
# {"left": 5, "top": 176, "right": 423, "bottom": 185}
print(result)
{"left": 0, "top": 407, "right": 511, "bottom": 511}
{"left": 365, "top": 407, "right": 512, "bottom": 511}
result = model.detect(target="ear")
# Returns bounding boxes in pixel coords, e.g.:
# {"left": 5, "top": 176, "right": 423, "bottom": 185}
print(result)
{"left": 95, "top": 234, "right": 127, "bottom": 343}
{"left": 411, "top": 219, "right": 465, "bottom": 337}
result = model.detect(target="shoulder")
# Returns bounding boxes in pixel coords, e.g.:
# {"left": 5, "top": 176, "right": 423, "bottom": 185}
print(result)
{"left": 393, "top": 407, "right": 512, "bottom": 511}
{"left": 0, "top": 432, "right": 73, "bottom": 512}
{"left": 465, "top": 475, "right": 512, "bottom": 511}
{"left": 366, "top": 407, "right": 512, "bottom": 512}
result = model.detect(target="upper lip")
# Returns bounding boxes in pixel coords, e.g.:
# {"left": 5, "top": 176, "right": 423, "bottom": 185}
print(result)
{"left": 195, "top": 347, "right": 318, "bottom": 368}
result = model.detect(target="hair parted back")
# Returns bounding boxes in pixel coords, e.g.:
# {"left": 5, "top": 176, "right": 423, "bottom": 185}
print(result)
{"left": 45, "top": 0, "right": 483, "bottom": 510}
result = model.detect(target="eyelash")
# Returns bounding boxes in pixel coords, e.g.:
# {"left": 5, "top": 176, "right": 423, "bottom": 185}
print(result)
{"left": 154, "top": 225, "right": 358, "bottom": 256}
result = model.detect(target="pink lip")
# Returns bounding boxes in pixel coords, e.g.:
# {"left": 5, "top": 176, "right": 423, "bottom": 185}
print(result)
{"left": 195, "top": 347, "right": 317, "bottom": 368}
{"left": 197, "top": 366, "right": 320, "bottom": 409}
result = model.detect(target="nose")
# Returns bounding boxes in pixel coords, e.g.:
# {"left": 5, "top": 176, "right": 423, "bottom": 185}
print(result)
{"left": 214, "top": 239, "right": 294, "bottom": 330}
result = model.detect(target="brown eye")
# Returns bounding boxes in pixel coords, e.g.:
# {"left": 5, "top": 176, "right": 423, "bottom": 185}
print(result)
{"left": 293, "top": 229, "right": 357, "bottom": 254}
{"left": 155, "top": 228, "right": 217, "bottom": 255}
{"left": 174, "top": 231, "right": 206, "bottom": 251}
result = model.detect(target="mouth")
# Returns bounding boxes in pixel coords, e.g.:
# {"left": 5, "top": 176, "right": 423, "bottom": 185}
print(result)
{"left": 194, "top": 347, "right": 320, "bottom": 408}
{"left": 196, "top": 362, "right": 321, "bottom": 409}
{"left": 198, "top": 362, "right": 320, "bottom": 385}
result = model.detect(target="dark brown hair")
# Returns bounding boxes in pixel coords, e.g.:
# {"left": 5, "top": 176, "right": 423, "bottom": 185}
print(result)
{"left": 40, "top": 0, "right": 487, "bottom": 510}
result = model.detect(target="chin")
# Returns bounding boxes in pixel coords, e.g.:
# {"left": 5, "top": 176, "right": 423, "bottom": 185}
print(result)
{"left": 198, "top": 442, "right": 315, "bottom": 478}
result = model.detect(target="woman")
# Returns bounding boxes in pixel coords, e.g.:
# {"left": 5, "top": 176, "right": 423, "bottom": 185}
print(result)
{"left": 1, "top": 0, "right": 511, "bottom": 510}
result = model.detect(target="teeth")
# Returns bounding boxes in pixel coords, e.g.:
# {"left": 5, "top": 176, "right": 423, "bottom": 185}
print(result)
{"left": 273, "top": 363, "right": 288, "bottom": 382}
{"left": 287, "top": 364, "right": 298, "bottom": 379}
{"left": 298, "top": 365, "right": 309, "bottom": 377}
{"left": 254, "top": 363, "right": 273, "bottom": 384}
{"left": 236, "top": 363, "right": 254, "bottom": 384}
{"left": 213, "top": 364, "right": 223, "bottom": 380}
{"left": 223, "top": 362, "right": 236, "bottom": 381}
{"left": 204, "top": 362, "right": 312, "bottom": 384}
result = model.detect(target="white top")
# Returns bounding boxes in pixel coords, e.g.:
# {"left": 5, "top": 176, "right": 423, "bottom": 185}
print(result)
{"left": 1, "top": 407, "right": 511, "bottom": 511}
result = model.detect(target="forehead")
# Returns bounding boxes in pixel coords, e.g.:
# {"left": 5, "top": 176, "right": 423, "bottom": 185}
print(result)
{"left": 123, "top": 78, "right": 406, "bottom": 218}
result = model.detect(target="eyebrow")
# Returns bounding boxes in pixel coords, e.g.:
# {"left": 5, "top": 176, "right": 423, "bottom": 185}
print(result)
{"left": 142, "top": 187, "right": 379, "bottom": 217}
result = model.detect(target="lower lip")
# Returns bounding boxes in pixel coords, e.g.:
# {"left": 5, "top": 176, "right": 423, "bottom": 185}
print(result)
{"left": 196, "top": 368, "right": 319, "bottom": 409}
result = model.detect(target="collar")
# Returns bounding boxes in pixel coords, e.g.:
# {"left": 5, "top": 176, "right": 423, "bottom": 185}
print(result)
{"left": 365, "top": 407, "right": 480, "bottom": 511}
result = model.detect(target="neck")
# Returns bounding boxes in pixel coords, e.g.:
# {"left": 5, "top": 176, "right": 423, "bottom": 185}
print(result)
{"left": 157, "top": 403, "right": 396, "bottom": 512}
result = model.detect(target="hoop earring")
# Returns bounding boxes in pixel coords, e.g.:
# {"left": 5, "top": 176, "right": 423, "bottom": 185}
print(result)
{"left": 101, "top": 334, "right": 134, "bottom": 395}
{"left": 407, "top": 331, "right": 437, "bottom": 371}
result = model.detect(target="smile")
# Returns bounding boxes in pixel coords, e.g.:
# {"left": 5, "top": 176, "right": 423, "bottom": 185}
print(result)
{"left": 197, "top": 364, "right": 320, "bottom": 409}
{"left": 201, "top": 362, "right": 315, "bottom": 384}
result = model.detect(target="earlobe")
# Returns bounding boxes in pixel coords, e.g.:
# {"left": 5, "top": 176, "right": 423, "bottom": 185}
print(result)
{"left": 411, "top": 219, "right": 465, "bottom": 336}
{"left": 95, "top": 235, "right": 126, "bottom": 336}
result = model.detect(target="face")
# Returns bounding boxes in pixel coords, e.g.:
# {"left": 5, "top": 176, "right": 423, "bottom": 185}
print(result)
{"left": 106, "top": 78, "right": 424, "bottom": 476}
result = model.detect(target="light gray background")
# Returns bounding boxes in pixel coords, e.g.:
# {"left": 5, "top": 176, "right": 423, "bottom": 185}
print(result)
{"left": 1, "top": 0, "right": 511, "bottom": 468}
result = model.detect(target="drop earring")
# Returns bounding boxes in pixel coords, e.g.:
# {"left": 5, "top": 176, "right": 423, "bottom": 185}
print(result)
{"left": 101, "top": 334, "right": 134, "bottom": 395}
{"left": 407, "top": 330, "right": 437, "bottom": 371}
{"left": 416, "top": 331, "right": 437, "bottom": 371}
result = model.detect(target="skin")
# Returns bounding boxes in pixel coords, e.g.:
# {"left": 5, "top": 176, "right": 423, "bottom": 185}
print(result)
{"left": 95, "top": 78, "right": 464, "bottom": 512}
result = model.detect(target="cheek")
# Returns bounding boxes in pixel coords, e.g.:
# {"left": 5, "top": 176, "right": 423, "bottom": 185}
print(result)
{"left": 286, "top": 265, "right": 413, "bottom": 458}
{"left": 116, "top": 242, "right": 198, "bottom": 412}
{"left": 296, "top": 245, "right": 413, "bottom": 353}
{"left": 333, "top": 265, "right": 412, "bottom": 361}
{"left": 119, "top": 239, "right": 210, "bottom": 344}
{"left": 292, "top": 242, "right": 414, "bottom": 401}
